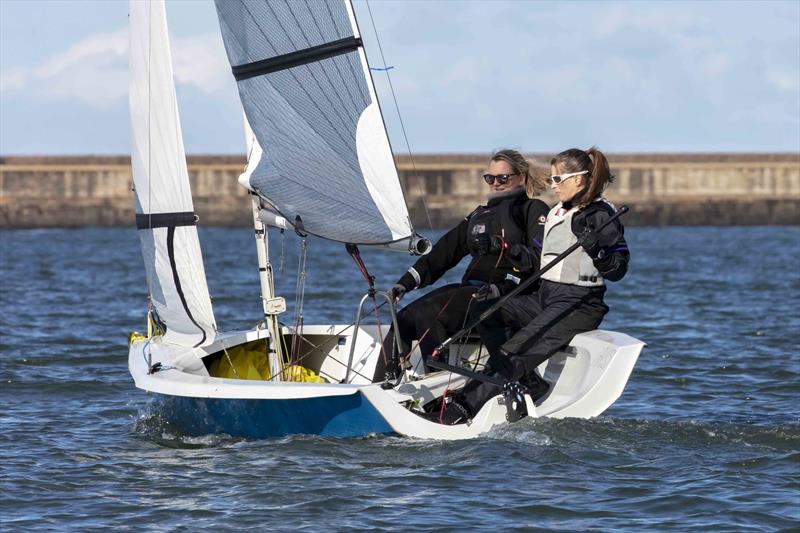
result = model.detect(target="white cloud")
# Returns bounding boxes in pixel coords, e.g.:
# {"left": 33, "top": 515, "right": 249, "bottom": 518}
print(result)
{"left": 41, "top": 28, "right": 128, "bottom": 107}
{"left": 0, "top": 69, "right": 26, "bottom": 92}
{"left": 702, "top": 54, "right": 730, "bottom": 79}
{"left": 766, "top": 67, "right": 800, "bottom": 92}
{"left": 170, "top": 33, "right": 230, "bottom": 93}
{"left": 0, "top": 26, "right": 231, "bottom": 108}
{"left": 525, "top": 65, "right": 587, "bottom": 101}
{"left": 608, "top": 58, "right": 635, "bottom": 83}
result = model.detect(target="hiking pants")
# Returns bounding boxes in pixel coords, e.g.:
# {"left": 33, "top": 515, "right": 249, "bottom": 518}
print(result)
{"left": 460, "top": 280, "right": 608, "bottom": 414}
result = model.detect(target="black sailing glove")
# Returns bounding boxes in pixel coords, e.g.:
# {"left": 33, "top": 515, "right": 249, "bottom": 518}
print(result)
{"left": 578, "top": 228, "right": 603, "bottom": 259}
{"left": 473, "top": 283, "right": 501, "bottom": 302}
{"left": 390, "top": 284, "right": 407, "bottom": 302}
{"left": 574, "top": 209, "right": 622, "bottom": 260}
{"left": 391, "top": 272, "right": 417, "bottom": 302}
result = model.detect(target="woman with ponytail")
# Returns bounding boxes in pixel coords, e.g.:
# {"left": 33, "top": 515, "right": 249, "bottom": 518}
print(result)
{"left": 373, "top": 149, "right": 550, "bottom": 383}
{"left": 438, "top": 147, "right": 630, "bottom": 424}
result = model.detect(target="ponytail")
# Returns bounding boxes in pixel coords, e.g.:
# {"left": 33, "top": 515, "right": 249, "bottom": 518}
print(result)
{"left": 550, "top": 146, "right": 615, "bottom": 207}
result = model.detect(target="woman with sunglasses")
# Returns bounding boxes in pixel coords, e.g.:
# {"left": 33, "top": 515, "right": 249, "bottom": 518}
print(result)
{"left": 437, "top": 147, "right": 630, "bottom": 424}
{"left": 372, "top": 149, "right": 549, "bottom": 382}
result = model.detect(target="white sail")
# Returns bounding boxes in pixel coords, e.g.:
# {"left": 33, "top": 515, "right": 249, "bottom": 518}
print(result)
{"left": 129, "top": 0, "right": 216, "bottom": 347}
{"left": 214, "top": 0, "right": 416, "bottom": 247}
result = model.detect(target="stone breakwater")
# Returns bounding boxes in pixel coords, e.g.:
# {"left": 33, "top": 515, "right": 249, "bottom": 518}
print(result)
{"left": 0, "top": 153, "right": 798, "bottom": 228}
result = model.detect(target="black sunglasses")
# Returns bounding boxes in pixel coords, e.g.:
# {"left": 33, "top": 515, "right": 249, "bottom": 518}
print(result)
{"left": 483, "top": 173, "right": 519, "bottom": 185}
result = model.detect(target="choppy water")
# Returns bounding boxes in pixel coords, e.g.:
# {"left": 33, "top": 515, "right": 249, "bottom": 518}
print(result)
{"left": 1, "top": 226, "right": 798, "bottom": 531}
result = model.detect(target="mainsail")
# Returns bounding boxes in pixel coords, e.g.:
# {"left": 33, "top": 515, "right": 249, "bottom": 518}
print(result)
{"left": 214, "top": 0, "right": 416, "bottom": 248}
{"left": 129, "top": 0, "right": 216, "bottom": 347}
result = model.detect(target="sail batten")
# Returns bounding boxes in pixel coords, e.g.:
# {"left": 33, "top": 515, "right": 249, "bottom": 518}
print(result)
{"left": 215, "top": 0, "right": 417, "bottom": 247}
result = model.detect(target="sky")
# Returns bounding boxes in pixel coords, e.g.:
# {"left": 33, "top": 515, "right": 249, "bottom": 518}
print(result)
{"left": 0, "top": 0, "right": 798, "bottom": 155}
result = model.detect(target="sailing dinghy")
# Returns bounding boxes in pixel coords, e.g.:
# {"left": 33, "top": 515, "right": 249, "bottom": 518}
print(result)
{"left": 127, "top": 0, "right": 645, "bottom": 440}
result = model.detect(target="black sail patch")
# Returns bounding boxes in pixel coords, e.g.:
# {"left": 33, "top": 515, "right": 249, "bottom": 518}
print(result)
{"left": 232, "top": 37, "right": 363, "bottom": 81}
{"left": 136, "top": 212, "right": 197, "bottom": 230}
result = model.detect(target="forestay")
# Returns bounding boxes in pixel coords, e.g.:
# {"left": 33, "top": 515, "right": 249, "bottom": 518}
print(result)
{"left": 129, "top": 0, "right": 216, "bottom": 347}
{"left": 214, "top": 0, "right": 415, "bottom": 246}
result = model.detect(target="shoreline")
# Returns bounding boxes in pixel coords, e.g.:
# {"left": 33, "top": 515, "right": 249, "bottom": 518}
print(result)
{"left": 2, "top": 153, "right": 798, "bottom": 228}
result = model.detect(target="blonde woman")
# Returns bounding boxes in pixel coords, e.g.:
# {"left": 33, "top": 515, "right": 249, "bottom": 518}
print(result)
{"left": 374, "top": 149, "right": 549, "bottom": 382}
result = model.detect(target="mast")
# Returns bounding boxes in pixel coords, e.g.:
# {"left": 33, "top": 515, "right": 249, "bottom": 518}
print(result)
{"left": 241, "top": 126, "right": 286, "bottom": 381}
{"left": 252, "top": 195, "right": 288, "bottom": 381}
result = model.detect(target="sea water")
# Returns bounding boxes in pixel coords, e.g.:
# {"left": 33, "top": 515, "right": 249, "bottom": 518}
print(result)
{"left": 1, "top": 226, "right": 798, "bottom": 531}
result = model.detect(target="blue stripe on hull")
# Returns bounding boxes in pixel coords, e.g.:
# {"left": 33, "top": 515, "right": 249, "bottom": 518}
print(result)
{"left": 158, "top": 391, "right": 395, "bottom": 438}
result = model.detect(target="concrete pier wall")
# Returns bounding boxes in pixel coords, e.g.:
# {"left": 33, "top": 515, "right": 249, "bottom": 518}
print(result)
{"left": 0, "top": 153, "right": 798, "bottom": 228}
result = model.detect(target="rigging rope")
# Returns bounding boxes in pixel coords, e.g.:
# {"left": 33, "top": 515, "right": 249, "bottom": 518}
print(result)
{"left": 346, "top": 244, "right": 389, "bottom": 367}
{"left": 290, "top": 236, "right": 308, "bottom": 370}
{"left": 221, "top": 345, "right": 240, "bottom": 378}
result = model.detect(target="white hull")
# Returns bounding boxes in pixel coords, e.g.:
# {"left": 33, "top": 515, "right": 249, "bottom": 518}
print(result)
{"left": 129, "top": 325, "right": 644, "bottom": 440}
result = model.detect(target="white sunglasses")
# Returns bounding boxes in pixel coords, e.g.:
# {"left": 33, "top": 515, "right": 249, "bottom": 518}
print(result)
{"left": 550, "top": 170, "right": 589, "bottom": 184}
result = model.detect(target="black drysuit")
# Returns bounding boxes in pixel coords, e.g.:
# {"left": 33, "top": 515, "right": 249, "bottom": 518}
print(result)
{"left": 458, "top": 200, "right": 630, "bottom": 415}
{"left": 372, "top": 188, "right": 549, "bottom": 381}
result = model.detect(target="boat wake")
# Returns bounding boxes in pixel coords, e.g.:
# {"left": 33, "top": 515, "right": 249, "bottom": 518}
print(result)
{"left": 487, "top": 416, "right": 800, "bottom": 451}
{"left": 132, "top": 402, "right": 242, "bottom": 449}
{"left": 132, "top": 395, "right": 799, "bottom": 454}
